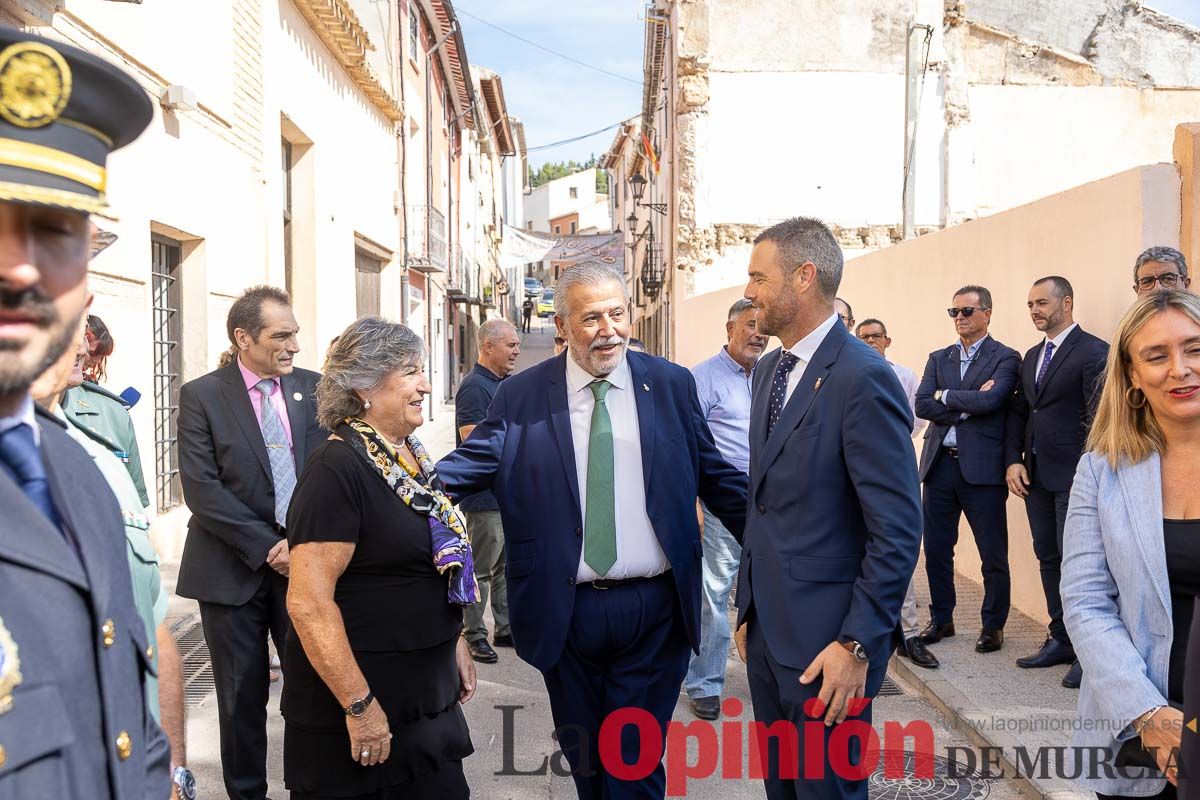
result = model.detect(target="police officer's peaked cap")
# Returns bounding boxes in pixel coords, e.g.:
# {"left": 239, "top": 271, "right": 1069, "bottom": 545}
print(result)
{"left": 0, "top": 26, "right": 152, "bottom": 216}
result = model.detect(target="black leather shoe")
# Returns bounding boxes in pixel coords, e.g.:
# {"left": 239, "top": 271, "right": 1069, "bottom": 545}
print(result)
{"left": 900, "top": 636, "right": 940, "bottom": 669}
{"left": 918, "top": 620, "right": 955, "bottom": 645}
{"left": 492, "top": 633, "right": 515, "bottom": 648}
{"left": 1062, "top": 660, "right": 1082, "bottom": 689}
{"left": 690, "top": 696, "right": 720, "bottom": 720}
{"left": 468, "top": 639, "right": 498, "bottom": 663}
{"left": 975, "top": 629, "right": 1004, "bottom": 653}
{"left": 1016, "top": 637, "right": 1075, "bottom": 668}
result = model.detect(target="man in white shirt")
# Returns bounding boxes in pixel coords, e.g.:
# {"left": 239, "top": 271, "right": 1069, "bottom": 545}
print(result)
{"left": 855, "top": 318, "right": 938, "bottom": 670}
{"left": 437, "top": 261, "right": 748, "bottom": 799}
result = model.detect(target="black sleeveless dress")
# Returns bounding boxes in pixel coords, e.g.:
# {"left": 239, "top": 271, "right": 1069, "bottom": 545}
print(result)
{"left": 282, "top": 439, "right": 473, "bottom": 799}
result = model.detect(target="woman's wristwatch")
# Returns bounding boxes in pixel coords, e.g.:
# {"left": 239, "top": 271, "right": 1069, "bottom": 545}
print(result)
{"left": 344, "top": 691, "right": 375, "bottom": 717}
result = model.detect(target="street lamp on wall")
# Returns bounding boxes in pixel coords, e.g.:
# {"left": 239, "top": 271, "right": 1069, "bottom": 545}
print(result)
{"left": 640, "top": 230, "right": 664, "bottom": 301}
{"left": 628, "top": 172, "right": 666, "bottom": 216}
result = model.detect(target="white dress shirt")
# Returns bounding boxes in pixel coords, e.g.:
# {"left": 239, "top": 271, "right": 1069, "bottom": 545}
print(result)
{"left": 0, "top": 394, "right": 39, "bottom": 445}
{"left": 889, "top": 361, "right": 927, "bottom": 438}
{"left": 782, "top": 311, "right": 841, "bottom": 406}
{"left": 565, "top": 352, "right": 669, "bottom": 582}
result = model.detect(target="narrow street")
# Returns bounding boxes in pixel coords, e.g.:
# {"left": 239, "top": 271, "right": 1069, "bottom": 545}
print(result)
{"left": 183, "top": 323, "right": 1020, "bottom": 799}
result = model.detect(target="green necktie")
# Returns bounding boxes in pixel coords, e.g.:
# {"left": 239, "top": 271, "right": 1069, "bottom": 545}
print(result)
{"left": 584, "top": 379, "right": 617, "bottom": 576}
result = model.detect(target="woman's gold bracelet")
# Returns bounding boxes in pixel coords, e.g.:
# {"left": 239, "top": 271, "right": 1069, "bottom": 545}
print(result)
{"left": 1134, "top": 706, "right": 1165, "bottom": 738}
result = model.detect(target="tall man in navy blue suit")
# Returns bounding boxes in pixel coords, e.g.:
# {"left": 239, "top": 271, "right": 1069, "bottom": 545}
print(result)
{"left": 914, "top": 285, "right": 1021, "bottom": 655}
{"left": 437, "top": 261, "right": 748, "bottom": 800}
{"left": 1005, "top": 276, "right": 1107, "bottom": 688}
{"left": 737, "top": 217, "right": 922, "bottom": 800}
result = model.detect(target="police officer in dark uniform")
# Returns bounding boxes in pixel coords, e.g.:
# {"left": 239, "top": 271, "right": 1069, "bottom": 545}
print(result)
{"left": 0, "top": 26, "right": 169, "bottom": 800}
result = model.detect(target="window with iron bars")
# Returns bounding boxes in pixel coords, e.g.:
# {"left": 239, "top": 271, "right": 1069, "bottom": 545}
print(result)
{"left": 151, "top": 236, "right": 183, "bottom": 512}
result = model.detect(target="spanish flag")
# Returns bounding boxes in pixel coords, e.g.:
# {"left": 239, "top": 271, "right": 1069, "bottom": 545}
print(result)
{"left": 642, "top": 132, "right": 660, "bottom": 175}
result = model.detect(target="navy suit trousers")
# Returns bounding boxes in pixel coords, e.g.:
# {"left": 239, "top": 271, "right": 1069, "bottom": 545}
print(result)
{"left": 746, "top": 617, "right": 871, "bottom": 800}
{"left": 541, "top": 573, "right": 689, "bottom": 800}
{"left": 1025, "top": 458, "right": 1072, "bottom": 645}
{"left": 921, "top": 451, "right": 1010, "bottom": 631}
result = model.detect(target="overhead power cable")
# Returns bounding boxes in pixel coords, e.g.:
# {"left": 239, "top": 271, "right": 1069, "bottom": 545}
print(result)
{"left": 523, "top": 119, "right": 632, "bottom": 154}
{"left": 456, "top": 6, "right": 642, "bottom": 86}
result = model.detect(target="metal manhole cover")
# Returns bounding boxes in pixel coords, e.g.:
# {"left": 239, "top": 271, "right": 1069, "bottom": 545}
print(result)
{"left": 173, "top": 614, "right": 215, "bottom": 710}
{"left": 870, "top": 751, "right": 990, "bottom": 800}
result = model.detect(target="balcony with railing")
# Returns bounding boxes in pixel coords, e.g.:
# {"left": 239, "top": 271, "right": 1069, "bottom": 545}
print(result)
{"left": 406, "top": 205, "right": 447, "bottom": 272}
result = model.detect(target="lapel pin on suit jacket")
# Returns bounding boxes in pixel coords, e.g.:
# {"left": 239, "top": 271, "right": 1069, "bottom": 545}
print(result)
{"left": 642, "top": 383, "right": 649, "bottom": 392}
{"left": 813, "top": 377, "right": 823, "bottom": 391}
{"left": 293, "top": 392, "right": 303, "bottom": 401}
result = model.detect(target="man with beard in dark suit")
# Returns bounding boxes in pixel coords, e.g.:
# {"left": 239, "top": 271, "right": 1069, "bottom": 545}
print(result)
{"left": 1006, "top": 276, "right": 1107, "bottom": 688}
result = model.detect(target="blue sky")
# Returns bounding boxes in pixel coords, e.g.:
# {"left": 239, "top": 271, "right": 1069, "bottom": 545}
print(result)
{"left": 456, "top": 1, "right": 1200, "bottom": 171}
{"left": 455, "top": 1, "right": 645, "bottom": 170}
{"left": 1148, "top": 0, "right": 1200, "bottom": 27}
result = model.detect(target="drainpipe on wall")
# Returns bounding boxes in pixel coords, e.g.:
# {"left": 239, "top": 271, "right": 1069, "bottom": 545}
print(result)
{"left": 397, "top": 1, "right": 409, "bottom": 326}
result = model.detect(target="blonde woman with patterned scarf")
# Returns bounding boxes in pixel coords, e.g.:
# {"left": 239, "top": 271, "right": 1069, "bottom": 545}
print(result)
{"left": 283, "top": 316, "right": 478, "bottom": 800}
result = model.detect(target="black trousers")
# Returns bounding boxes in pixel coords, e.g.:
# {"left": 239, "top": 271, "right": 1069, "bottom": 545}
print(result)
{"left": 200, "top": 570, "right": 290, "bottom": 800}
{"left": 922, "top": 450, "right": 1010, "bottom": 631}
{"left": 1024, "top": 462, "right": 1072, "bottom": 646}
{"left": 745, "top": 617, "right": 870, "bottom": 800}
{"left": 541, "top": 573, "right": 690, "bottom": 800}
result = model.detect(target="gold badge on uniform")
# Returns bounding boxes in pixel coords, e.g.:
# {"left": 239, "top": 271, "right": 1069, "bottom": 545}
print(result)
{"left": 0, "top": 41, "right": 72, "bottom": 129}
{"left": 0, "top": 616, "right": 23, "bottom": 715}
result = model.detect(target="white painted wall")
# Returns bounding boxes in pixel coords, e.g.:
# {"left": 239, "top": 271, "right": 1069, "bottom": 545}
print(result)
{"left": 48, "top": 0, "right": 405, "bottom": 551}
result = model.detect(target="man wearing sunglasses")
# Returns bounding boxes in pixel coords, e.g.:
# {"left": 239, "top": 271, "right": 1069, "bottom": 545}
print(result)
{"left": 914, "top": 286, "right": 1020, "bottom": 656}
{"left": 1132, "top": 246, "right": 1190, "bottom": 297}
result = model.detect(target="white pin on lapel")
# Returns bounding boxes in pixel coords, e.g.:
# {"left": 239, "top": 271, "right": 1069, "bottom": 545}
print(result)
{"left": 813, "top": 378, "right": 823, "bottom": 391}
{"left": 643, "top": 383, "right": 649, "bottom": 392}
{"left": 293, "top": 392, "right": 303, "bottom": 401}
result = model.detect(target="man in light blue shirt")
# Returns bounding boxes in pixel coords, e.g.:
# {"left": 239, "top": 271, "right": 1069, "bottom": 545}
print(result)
{"left": 685, "top": 299, "right": 766, "bottom": 720}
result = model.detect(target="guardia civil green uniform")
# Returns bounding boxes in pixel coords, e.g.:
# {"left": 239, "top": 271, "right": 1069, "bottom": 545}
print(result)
{"left": 57, "top": 406, "right": 166, "bottom": 718}
{"left": 63, "top": 380, "right": 150, "bottom": 507}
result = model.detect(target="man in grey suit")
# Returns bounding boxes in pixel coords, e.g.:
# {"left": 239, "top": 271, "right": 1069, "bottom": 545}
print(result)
{"left": 0, "top": 27, "right": 169, "bottom": 799}
{"left": 177, "top": 285, "right": 325, "bottom": 800}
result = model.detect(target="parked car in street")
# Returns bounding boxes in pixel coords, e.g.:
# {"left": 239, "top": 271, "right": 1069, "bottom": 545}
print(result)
{"left": 524, "top": 277, "right": 542, "bottom": 299}
{"left": 537, "top": 288, "right": 555, "bottom": 317}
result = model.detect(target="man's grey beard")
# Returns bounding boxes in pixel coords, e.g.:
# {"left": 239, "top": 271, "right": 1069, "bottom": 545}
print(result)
{"left": 575, "top": 334, "right": 627, "bottom": 377}
{"left": 0, "top": 310, "right": 81, "bottom": 398}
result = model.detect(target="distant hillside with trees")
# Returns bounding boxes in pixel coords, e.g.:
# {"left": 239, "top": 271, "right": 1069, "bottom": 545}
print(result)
{"left": 528, "top": 155, "right": 609, "bottom": 194}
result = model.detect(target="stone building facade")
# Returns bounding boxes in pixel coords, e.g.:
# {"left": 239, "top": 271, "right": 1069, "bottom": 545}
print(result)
{"left": 623, "top": 0, "right": 1200, "bottom": 357}
{"left": 0, "top": 0, "right": 515, "bottom": 553}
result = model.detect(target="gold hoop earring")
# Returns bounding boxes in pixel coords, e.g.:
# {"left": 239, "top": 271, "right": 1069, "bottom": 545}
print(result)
{"left": 1125, "top": 386, "right": 1146, "bottom": 409}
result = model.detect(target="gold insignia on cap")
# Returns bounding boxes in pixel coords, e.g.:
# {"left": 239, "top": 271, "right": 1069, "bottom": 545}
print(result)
{"left": 0, "top": 42, "right": 72, "bottom": 129}
{"left": 0, "top": 616, "right": 23, "bottom": 716}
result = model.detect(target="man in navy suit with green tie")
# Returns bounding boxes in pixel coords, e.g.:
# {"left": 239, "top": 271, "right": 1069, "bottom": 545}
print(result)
{"left": 437, "top": 261, "right": 748, "bottom": 799}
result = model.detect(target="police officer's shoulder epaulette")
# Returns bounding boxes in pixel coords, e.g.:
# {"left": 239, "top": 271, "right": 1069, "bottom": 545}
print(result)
{"left": 81, "top": 380, "right": 129, "bottom": 407}
{"left": 33, "top": 402, "right": 68, "bottom": 428}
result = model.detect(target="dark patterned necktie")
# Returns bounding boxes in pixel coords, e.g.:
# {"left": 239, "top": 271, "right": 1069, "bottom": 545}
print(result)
{"left": 0, "top": 422, "right": 60, "bottom": 528}
{"left": 1035, "top": 340, "right": 1056, "bottom": 389}
{"left": 767, "top": 352, "right": 801, "bottom": 435}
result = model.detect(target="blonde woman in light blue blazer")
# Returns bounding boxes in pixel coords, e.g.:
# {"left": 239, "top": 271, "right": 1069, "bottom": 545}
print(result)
{"left": 1062, "top": 289, "right": 1200, "bottom": 799}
